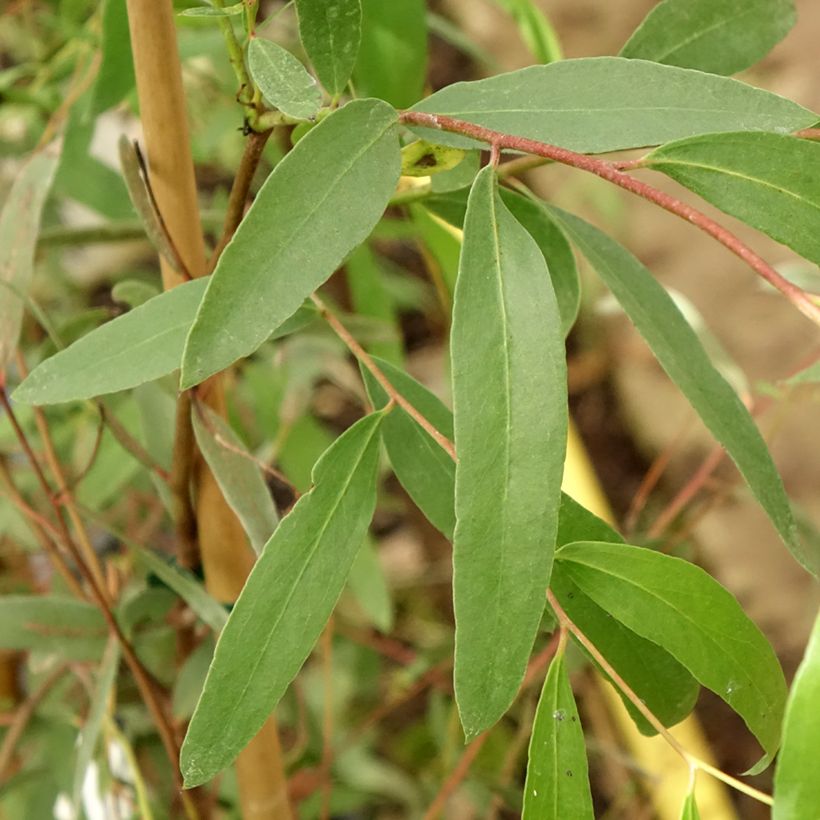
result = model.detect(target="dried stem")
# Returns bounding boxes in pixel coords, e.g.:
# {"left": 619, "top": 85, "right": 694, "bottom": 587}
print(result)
{"left": 400, "top": 112, "right": 820, "bottom": 327}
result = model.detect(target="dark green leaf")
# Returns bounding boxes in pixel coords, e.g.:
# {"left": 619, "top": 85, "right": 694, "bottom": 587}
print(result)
{"left": 452, "top": 167, "right": 567, "bottom": 739}
{"left": 247, "top": 38, "right": 322, "bottom": 121}
{"left": 410, "top": 58, "right": 817, "bottom": 153}
{"left": 620, "top": 0, "right": 795, "bottom": 76}
{"left": 557, "top": 541, "right": 787, "bottom": 757}
{"left": 354, "top": 0, "right": 427, "bottom": 108}
{"left": 773, "top": 610, "right": 820, "bottom": 819}
{"left": 646, "top": 132, "right": 820, "bottom": 266}
{"left": 90, "top": 0, "right": 135, "bottom": 113}
{"left": 181, "top": 412, "right": 384, "bottom": 786}
{"left": 0, "top": 596, "right": 106, "bottom": 661}
{"left": 523, "top": 649, "right": 593, "bottom": 819}
{"left": 295, "top": 0, "right": 361, "bottom": 97}
{"left": 556, "top": 493, "right": 621, "bottom": 546}
{"left": 181, "top": 99, "right": 401, "bottom": 387}
{"left": 0, "top": 141, "right": 61, "bottom": 369}
{"left": 191, "top": 403, "right": 279, "bottom": 554}
{"left": 14, "top": 278, "right": 207, "bottom": 405}
{"left": 547, "top": 207, "right": 797, "bottom": 552}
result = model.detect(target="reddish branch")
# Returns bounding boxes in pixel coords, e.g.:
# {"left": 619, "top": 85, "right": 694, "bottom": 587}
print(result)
{"left": 400, "top": 111, "right": 820, "bottom": 327}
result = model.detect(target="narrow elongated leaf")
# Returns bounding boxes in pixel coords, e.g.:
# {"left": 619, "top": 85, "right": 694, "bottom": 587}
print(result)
{"left": 551, "top": 567, "right": 699, "bottom": 733}
{"left": 13, "top": 278, "right": 207, "bottom": 405}
{"left": 620, "top": 0, "right": 795, "bottom": 76}
{"left": 192, "top": 403, "right": 279, "bottom": 554}
{"left": 295, "top": 0, "right": 361, "bottom": 97}
{"left": 646, "top": 132, "right": 820, "bottom": 265}
{"left": 181, "top": 99, "right": 401, "bottom": 388}
{"left": 523, "top": 649, "right": 593, "bottom": 819}
{"left": 494, "top": 0, "right": 562, "bottom": 64}
{"left": 0, "top": 596, "right": 106, "bottom": 661}
{"left": 90, "top": 0, "right": 135, "bottom": 113}
{"left": 680, "top": 791, "right": 701, "bottom": 820}
{"left": 347, "top": 535, "right": 393, "bottom": 632}
{"left": 354, "top": 0, "right": 427, "bottom": 108}
{"left": 0, "top": 141, "right": 61, "bottom": 369}
{"left": 773, "top": 610, "right": 820, "bottom": 819}
{"left": 556, "top": 493, "right": 621, "bottom": 546}
{"left": 557, "top": 542, "right": 788, "bottom": 757}
{"left": 452, "top": 167, "right": 567, "bottom": 739}
{"left": 410, "top": 58, "right": 817, "bottom": 153}
{"left": 362, "top": 357, "right": 456, "bottom": 538}
{"left": 181, "top": 412, "right": 384, "bottom": 786}
{"left": 247, "top": 38, "right": 322, "bottom": 120}
{"left": 547, "top": 207, "right": 796, "bottom": 551}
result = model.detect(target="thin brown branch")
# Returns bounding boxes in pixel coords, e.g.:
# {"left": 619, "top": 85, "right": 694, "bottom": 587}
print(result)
{"left": 400, "top": 111, "right": 820, "bottom": 327}
{"left": 319, "top": 620, "right": 334, "bottom": 820}
{"left": 170, "top": 392, "right": 199, "bottom": 572}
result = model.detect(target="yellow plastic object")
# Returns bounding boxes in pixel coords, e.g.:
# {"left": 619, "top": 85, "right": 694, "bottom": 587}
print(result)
{"left": 562, "top": 422, "right": 737, "bottom": 820}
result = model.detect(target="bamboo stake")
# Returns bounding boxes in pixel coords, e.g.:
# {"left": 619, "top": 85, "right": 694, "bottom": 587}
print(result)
{"left": 124, "top": 3, "right": 292, "bottom": 816}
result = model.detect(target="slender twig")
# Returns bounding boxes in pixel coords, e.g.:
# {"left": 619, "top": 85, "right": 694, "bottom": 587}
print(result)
{"left": 547, "top": 591, "right": 774, "bottom": 807}
{"left": 170, "top": 392, "right": 199, "bottom": 572}
{"left": 399, "top": 112, "right": 820, "bottom": 326}
{"left": 208, "top": 128, "right": 274, "bottom": 271}
{"left": 319, "top": 620, "right": 334, "bottom": 820}
{"left": 311, "top": 294, "right": 458, "bottom": 460}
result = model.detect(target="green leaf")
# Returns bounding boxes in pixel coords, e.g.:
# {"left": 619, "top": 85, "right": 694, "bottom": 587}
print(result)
{"left": 646, "top": 132, "right": 820, "bottom": 266}
{"left": 90, "top": 0, "right": 135, "bottom": 113}
{"left": 546, "top": 207, "right": 797, "bottom": 552}
{"left": 410, "top": 57, "right": 817, "bottom": 153}
{"left": 191, "top": 403, "right": 279, "bottom": 554}
{"left": 179, "top": 2, "right": 245, "bottom": 17}
{"left": 556, "top": 493, "right": 621, "bottom": 546}
{"left": 773, "top": 609, "right": 820, "bottom": 819}
{"left": 620, "top": 0, "right": 795, "bottom": 76}
{"left": 400, "top": 140, "right": 466, "bottom": 177}
{"left": 0, "top": 141, "right": 61, "bottom": 370}
{"left": 72, "top": 638, "right": 120, "bottom": 810}
{"left": 786, "top": 361, "right": 820, "bottom": 386}
{"left": 111, "top": 279, "right": 160, "bottom": 309}
{"left": 452, "top": 167, "right": 567, "bottom": 739}
{"left": 181, "top": 99, "right": 401, "bottom": 388}
{"left": 494, "top": 0, "right": 562, "bottom": 64}
{"left": 361, "top": 356, "right": 456, "bottom": 539}
{"left": 354, "top": 0, "right": 427, "bottom": 108}
{"left": 347, "top": 535, "right": 393, "bottom": 632}
{"left": 295, "top": 0, "right": 362, "bottom": 97}
{"left": 680, "top": 791, "right": 701, "bottom": 820}
{"left": 13, "top": 278, "right": 207, "bottom": 405}
{"left": 247, "top": 38, "right": 322, "bottom": 121}
{"left": 181, "top": 412, "right": 384, "bottom": 786}
{"left": 522, "top": 649, "right": 593, "bottom": 819}
{"left": 550, "top": 566, "right": 699, "bottom": 734}
{"left": 0, "top": 596, "right": 106, "bottom": 661}
{"left": 557, "top": 542, "right": 788, "bottom": 757}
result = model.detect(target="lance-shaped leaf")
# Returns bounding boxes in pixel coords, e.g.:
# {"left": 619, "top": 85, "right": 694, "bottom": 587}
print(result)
{"left": 645, "top": 132, "right": 820, "bottom": 266}
{"left": 192, "top": 403, "right": 279, "bottom": 554}
{"left": 557, "top": 542, "right": 788, "bottom": 758}
{"left": 773, "top": 610, "right": 820, "bottom": 818}
{"left": 181, "top": 99, "right": 400, "bottom": 388}
{"left": 410, "top": 58, "right": 817, "bottom": 153}
{"left": 620, "top": 0, "right": 795, "bottom": 76}
{"left": 452, "top": 167, "right": 567, "bottom": 739}
{"left": 523, "top": 649, "right": 593, "bottom": 820}
{"left": 181, "top": 412, "right": 384, "bottom": 787}
{"left": 90, "top": 0, "right": 135, "bottom": 113}
{"left": 680, "top": 792, "right": 701, "bottom": 820}
{"left": 13, "top": 281, "right": 315, "bottom": 406}
{"left": 295, "top": 0, "right": 361, "bottom": 97}
{"left": 547, "top": 207, "right": 797, "bottom": 552}
{"left": 361, "top": 356, "right": 456, "bottom": 539}
{"left": 248, "top": 38, "right": 322, "bottom": 121}
{"left": 494, "top": 0, "right": 562, "bottom": 64}
{"left": 0, "top": 141, "right": 61, "bottom": 369}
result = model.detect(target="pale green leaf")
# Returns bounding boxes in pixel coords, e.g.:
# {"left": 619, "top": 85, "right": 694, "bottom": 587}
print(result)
{"left": 181, "top": 412, "right": 384, "bottom": 786}
{"left": 181, "top": 99, "right": 401, "bottom": 387}
{"left": 295, "top": 0, "right": 361, "bottom": 97}
{"left": 0, "top": 596, "right": 106, "bottom": 661}
{"left": 191, "top": 403, "right": 279, "bottom": 554}
{"left": 680, "top": 791, "right": 701, "bottom": 820}
{"left": 410, "top": 58, "right": 817, "bottom": 153}
{"left": 523, "top": 649, "right": 593, "bottom": 819}
{"left": 247, "top": 38, "right": 322, "bottom": 121}
{"left": 452, "top": 167, "right": 567, "bottom": 739}
{"left": 400, "top": 140, "right": 466, "bottom": 177}
{"left": 646, "top": 132, "right": 820, "bottom": 266}
{"left": 111, "top": 279, "right": 160, "bottom": 309}
{"left": 0, "top": 141, "right": 61, "bottom": 369}
{"left": 347, "top": 535, "right": 393, "bottom": 632}
{"left": 494, "top": 0, "right": 562, "bottom": 64}
{"left": 620, "top": 0, "right": 795, "bottom": 76}
{"left": 786, "top": 361, "right": 820, "bottom": 386}
{"left": 179, "top": 3, "right": 244, "bottom": 17}
{"left": 354, "top": 0, "right": 427, "bottom": 108}
{"left": 557, "top": 542, "right": 788, "bottom": 757}
{"left": 90, "top": 0, "right": 135, "bottom": 113}
{"left": 13, "top": 278, "right": 207, "bottom": 405}
{"left": 773, "top": 609, "right": 820, "bottom": 819}
{"left": 173, "top": 638, "right": 215, "bottom": 721}
{"left": 547, "top": 207, "right": 797, "bottom": 552}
